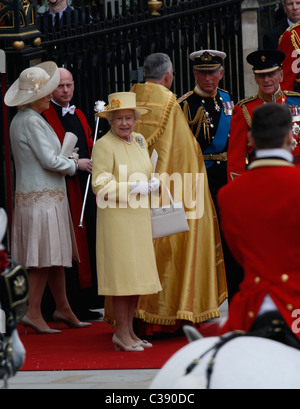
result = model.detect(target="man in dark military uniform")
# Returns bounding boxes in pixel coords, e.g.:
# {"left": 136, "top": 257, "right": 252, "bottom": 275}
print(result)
{"left": 178, "top": 50, "right": 241, "bottom": 302}
{"left": 227, "top": 49, "right": 300, "bottom": 182}
{"left": 178, "top": 50, "right": 234, "bottom": 207}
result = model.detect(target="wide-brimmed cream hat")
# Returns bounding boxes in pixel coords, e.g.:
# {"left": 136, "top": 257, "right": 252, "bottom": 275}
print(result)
{"left": 4, "top": 61, "right": 60, "bottom": 107}
{"left": 95, "top": 92, "right": 151, "bottom": 118}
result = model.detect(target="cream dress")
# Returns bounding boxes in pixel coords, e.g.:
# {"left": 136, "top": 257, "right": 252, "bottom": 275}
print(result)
{"left": 9, "top": 108, "right": 78, "bottom": 268}
{"left": 92, "top": 130, "right": 161, "bottom": 296}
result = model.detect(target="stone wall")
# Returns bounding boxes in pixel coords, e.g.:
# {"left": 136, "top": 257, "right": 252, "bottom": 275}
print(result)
{"left": 241, "top": 0, "right": 260, "bottom": 97}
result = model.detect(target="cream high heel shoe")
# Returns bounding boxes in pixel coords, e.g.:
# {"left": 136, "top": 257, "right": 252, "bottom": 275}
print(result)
{"left": 52, "top": 311, "right": 92, "bottom": 329}
{"left": 21, "top": 315, "right": 61, "bottom": 335}
{"left": 112, "top": 334, "right": 144, "bottom": 352}
{"left": 137, "top": 339, "right": 153, "bottom": 348}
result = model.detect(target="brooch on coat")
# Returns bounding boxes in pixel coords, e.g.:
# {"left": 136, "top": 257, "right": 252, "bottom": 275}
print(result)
{"left": 290, "top": 107, "right": 300, "bottom": 148}
{"left": 136, "top": 135, "right": 145, "bottom": 148}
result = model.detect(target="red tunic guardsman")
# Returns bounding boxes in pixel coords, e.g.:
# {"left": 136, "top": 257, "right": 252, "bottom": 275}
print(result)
{"left": 278, "top": 21, "right": 300, "bottom": 91}
{"left": 218, "top": 104, "right": 300, "bottom": 349}
{"left": 227, "top": 49, "right": 300, "bottom": 181}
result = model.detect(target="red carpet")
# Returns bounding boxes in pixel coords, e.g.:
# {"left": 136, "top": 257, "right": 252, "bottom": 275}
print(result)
{"left": 18, "top": 321, "right": 190, "bottom": 371}
{"left": 18, "top": 320, "right": 219, "bottom": 371}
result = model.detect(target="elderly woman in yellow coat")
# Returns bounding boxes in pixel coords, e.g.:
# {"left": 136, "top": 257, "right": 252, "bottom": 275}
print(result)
{"left": 92, "top": 92, "right": 162, "bottom": 351}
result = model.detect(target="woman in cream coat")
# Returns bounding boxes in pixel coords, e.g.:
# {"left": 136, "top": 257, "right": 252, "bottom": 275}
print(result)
{"left": 5, "top": 62, "right": 90, "bottom": 334}
{"left": 92, "top": 92, "right": 161, "bottom": 351}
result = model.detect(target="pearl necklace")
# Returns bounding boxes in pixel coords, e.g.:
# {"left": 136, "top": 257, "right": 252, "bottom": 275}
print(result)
{"left": 112, "top": 129, "right": 133, "bottom": 144}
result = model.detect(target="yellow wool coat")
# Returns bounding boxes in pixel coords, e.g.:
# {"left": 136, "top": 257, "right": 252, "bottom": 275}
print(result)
{"left": 91, "top": 130, "right": 161, "bottom": 296}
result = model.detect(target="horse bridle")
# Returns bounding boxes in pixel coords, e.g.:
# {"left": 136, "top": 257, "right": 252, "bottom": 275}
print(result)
{"left": 184, "top": 331, "right": 246, "bottom": 389}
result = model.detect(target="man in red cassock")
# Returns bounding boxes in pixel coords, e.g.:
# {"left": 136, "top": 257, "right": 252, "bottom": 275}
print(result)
{"left": 42, "top": 67, "right": 102, "bottom": 320}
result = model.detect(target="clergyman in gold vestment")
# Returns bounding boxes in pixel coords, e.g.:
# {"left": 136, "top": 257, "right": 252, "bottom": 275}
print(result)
{"left": 108, "top": 53, "right": 227, "bottom": 335}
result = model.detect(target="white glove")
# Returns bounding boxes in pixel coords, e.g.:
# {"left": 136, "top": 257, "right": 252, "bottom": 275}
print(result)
{"left": 68, "top": 148, "right": 79, "bottom": 174}
{"left": 130, "top": 181, "right": 150, "bottom": 195}
{"left": 149, "top": 177, "right": 160, "bottom": 193}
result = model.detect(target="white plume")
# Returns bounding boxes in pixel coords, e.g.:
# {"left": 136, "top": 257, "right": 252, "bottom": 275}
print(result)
{"left": 94, "top": 100, "right": 106, "bottom": 113}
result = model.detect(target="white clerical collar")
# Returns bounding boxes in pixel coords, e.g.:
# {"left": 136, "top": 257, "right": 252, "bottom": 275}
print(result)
{"left": 51, "top": 99, "right": 75, "bottom": 116}
{"left": 255, "top": 148, "right": 293, "bottom": 162}
{"left": 51, "top": 99, "right": 63, "bottom": 108}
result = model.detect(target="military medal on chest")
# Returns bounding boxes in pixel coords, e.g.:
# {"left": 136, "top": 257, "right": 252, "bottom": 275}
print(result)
{"left": 292, "top": 122, "right": 300, "bottom": 138}
{"left": 289, "top": 106, "right": 300, "bottom": 150}
{"left": 222, "top": 101, "right": 234, "bottom": 116}
{"left": 213, "top": 97, "right": 221, "bottom": 112}
{"left": 290, "top": 106, "right": 300, "bottom": 122}
{"left": 204, "top": 110, "right": 214, "bottom": 129}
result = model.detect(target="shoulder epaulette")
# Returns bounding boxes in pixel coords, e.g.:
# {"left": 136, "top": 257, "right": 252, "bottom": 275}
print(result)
{"left": 218, "top": 87, "right": 230, "bottom": 94}
{"left": 236, "top": 95, "right": 257, "bottom": 107}
{"left": 283, "top": 90, "right": 300, "bottom": 97}
{"left": 177, "top": 90, "right": 193, "bottom": 104}
{"left": 279, "top": 21, "right": 300, "bottom": 45}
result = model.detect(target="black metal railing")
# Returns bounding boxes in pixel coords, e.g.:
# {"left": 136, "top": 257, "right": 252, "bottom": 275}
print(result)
{"left": 0, "top": 0, "right": 244, "bottom": 240}
{"left": 33, "top": 0, "right": 244, "bottom": 126}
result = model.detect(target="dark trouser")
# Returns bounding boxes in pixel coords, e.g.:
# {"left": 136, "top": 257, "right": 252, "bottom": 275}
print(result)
{"left": 249, "top": 311, "right": 300, "bottom": 350}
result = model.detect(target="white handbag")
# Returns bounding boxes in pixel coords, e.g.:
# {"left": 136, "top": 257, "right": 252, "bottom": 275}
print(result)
{"left": 150, "top": 183, "right": 189, "bottom": 239}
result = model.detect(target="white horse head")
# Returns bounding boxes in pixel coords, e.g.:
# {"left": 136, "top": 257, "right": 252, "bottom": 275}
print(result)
{"left": 150, "top": 326, "right": 300, "bottom": 389}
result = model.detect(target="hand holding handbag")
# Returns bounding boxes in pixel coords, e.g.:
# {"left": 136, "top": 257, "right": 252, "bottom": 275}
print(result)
{"left": 150, "top": 182, "right": 189, "bottom": 239}
{"left": 149, "top": 149, "right": 189, "bottom": 238}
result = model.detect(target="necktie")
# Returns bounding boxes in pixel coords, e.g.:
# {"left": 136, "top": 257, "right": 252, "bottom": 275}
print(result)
{"left": 62, "top": 105, "right": 76, "bottom": 116}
